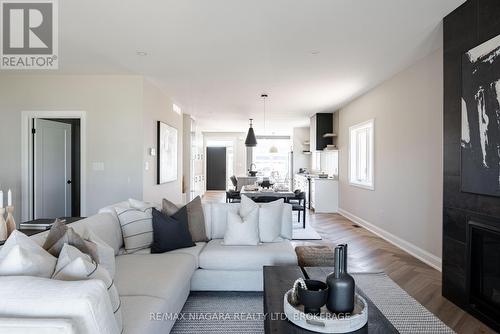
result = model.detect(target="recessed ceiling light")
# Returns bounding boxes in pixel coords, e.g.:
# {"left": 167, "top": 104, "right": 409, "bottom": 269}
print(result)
{"left": 310, "top": 50, "right": 320, "bottom": 55}
{"left": 136, "top": 51, "right": 148, "bottom": 56}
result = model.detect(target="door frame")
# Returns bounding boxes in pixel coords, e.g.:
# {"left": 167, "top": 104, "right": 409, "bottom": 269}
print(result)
{"left": 21, "top": 111, "right": 87, "bottom": 221}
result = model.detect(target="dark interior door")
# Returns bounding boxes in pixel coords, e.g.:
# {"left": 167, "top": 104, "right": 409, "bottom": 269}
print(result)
{"left": 206, "top": 147, "right": 227, "bottom": 190}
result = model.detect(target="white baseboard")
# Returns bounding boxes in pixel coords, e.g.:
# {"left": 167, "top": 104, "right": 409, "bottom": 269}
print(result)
{"left": 338, "top": 208, "right": 442, "bottom": 271}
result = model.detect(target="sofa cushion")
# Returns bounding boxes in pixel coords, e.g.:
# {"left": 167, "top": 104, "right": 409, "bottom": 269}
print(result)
{"left": 125, "top": 242, "right": 206, "bottom": 268}
{"left": 114, "top": 253, "right": 196, "bottom": 300}
{"left": 209, "top": 203, "right": 240, "bottom": 239}
{"left": 199, "top": 239, "right": 297, "bottom": 270}
{"left": 121, "top": 295, "right": 181, "bottom": 334}
{"left": 52, "top": 244, "right": 122, "bottom": 333}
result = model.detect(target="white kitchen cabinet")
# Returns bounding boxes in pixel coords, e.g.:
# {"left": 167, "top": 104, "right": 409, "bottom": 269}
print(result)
{"left": 310, "top": 178, "right": 338, "bottom": 213}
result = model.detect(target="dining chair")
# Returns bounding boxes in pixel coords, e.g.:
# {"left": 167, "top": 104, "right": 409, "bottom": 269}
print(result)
{"left": 290, "top": 191, "right": 306, "bottom": 228}
{"left": 226, "top": 175, "right": 241, "bottom": 203}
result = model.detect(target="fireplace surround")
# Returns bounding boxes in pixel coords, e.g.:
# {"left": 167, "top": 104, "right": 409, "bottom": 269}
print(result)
{"left": 443, "top": 0, "right": 500, "bottom": 331}
{"left": 467, "top": 219, "right": 500, "bottom": 324}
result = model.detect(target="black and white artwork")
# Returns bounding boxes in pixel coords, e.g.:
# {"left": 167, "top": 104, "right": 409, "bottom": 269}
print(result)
{"left": 461, "top": 34, "right": 500, "bottom": 197}
{"left": 157, "top": 121, "right": 178, "bottom": 184}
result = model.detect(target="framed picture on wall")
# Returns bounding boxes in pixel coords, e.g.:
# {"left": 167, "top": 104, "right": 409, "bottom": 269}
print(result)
{"left": 157, "top": 121, "right": 178, "bottom": 184}
{"left": 461, "top": 33, "right": 500, "bottom": 197}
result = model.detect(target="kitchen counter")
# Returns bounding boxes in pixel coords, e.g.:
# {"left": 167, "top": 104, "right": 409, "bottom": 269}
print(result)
{"left": 310, "top": 178, "right": 338, "bottom": 213}
{"left": 295, "top": 173, "right": 338, "bottom": 213}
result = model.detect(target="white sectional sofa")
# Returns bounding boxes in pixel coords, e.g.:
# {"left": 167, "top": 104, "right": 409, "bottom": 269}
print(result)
{"left": 0, "top": 202, "right": 298, "bottom": 334}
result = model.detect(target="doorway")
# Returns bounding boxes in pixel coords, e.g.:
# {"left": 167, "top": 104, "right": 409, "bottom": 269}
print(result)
{"left": 206, "top": 147, "right": 227, "bottom": 190}
{"left": 21, "top": 111, "right": 86, "bottom": 222}
{"left": 32, "top": 118, "right": 80, "bottom": 219}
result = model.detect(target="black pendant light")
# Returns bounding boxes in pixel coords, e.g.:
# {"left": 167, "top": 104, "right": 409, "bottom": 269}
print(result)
{"left": 245, "top": 119, "right": 257, "bottom": 147}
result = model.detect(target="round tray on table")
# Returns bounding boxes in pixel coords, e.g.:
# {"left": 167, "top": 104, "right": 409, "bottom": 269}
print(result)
{"left": 283, "top": 290, "right": 368, "bottom": 333}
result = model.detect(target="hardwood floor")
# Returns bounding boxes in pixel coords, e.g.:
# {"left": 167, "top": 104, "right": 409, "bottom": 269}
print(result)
{"left": 202, "top": 191, "right": 495, "bottom": 334}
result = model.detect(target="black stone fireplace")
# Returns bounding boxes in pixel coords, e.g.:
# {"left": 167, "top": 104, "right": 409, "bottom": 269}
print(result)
{"left": 443, "top": 0, "right": 500, "bottom": 332}
{"left": 467, "top": 219, "right": 500, "bottom": 323}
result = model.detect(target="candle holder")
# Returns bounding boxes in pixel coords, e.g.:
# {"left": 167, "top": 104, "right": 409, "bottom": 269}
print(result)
{"left": 0, "top": 208, "right": 7, "bottom": 242}
{"left": 5, "top": 206, "right": 16, "bottom": 237}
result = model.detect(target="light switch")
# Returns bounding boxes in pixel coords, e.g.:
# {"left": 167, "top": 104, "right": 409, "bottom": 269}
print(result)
{"left": 150, "top": 148, "right": 156, "bottom": 156}
{"left": 145, "top": 161, "right": 149, "bottom": 171}
{"left": 92, "top": 162, "right": 105, "bottom": 171}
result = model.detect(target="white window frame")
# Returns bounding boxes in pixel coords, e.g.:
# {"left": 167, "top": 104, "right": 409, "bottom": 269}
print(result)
{"left": 348, "top": 119, "right": 374, "bottom": 190}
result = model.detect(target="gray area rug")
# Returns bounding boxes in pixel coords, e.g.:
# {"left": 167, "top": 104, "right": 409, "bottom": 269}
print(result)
{"left": 352, "top": 273, "right": 454, "bottom": 334}
{"left": 170, "top": 292, "right": 264, "bottom": 334}
{"left": 171, "top": 273, "right": 454, "bottom": 334}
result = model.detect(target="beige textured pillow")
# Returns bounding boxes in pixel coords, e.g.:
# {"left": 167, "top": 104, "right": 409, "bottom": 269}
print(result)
{"left": 162, "top": 196, "right": 208, "bottom": 242}
{"left": 161, "top": 198, "right": 179, "bottom": 216}
{"left": 43, "top": 219, "right": 98, "bottom": 261}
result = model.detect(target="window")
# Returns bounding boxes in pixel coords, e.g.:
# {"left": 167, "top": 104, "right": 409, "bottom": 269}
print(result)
{"left": 349, "top": 119, "right": 374, "bottom": 190}
{"left": 173, "top": 103, "right": 182, "bottom": 114}
{"left": 253, "top": 137, "right": 291, "bottom": 184}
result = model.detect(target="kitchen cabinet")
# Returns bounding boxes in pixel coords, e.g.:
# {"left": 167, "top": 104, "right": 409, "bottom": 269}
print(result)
{"left": 310, "top": 113, "right": 333, "bottom": 151}
{"left": 310, "top": 178, "right": 338, "bottom": 213}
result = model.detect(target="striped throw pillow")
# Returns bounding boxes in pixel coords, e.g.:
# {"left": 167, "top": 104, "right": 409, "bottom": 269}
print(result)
{"left": 115, "top": 207, "right": 153, "bottom": 253}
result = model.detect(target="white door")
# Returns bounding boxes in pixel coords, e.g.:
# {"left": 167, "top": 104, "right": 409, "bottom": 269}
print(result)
{"left": 34, "top": 119, "right": 72, "bottom": 219}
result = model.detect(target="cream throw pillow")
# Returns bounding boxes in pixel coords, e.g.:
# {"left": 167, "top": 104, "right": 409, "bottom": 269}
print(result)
{"left": 240, "top": 194, "right": 259, "bottom": 217}
{"left": 258, "top": 198, "right": 285, "bottom": 242}
{"left": 223, "top": 209, "right": 260, "bottom": 246}
{"left": 83, "top": 229, "right": 116, "bottom": 278}
{"left": 240, "top": 195, "right": 285, "bottom": 242}
{"left": 0, "top": 230, "right": 57, "bottom": 278}
{"left": 53, "top": 244, "right": 122, "bottom": 332}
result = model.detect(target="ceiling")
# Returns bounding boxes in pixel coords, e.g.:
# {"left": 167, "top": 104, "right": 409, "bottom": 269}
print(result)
{"left": 55, "top": 0, "right": 464, "bottom": 134}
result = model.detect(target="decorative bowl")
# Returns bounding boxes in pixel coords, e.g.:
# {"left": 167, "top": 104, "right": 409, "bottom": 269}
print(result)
{"left": 297, "top": 279, "right": 329, "bottom": 315}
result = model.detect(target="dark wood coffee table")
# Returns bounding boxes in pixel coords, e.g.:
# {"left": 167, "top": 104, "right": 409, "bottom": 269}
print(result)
{"left": 263, "top": 266, "right": 398, "bottom": 333}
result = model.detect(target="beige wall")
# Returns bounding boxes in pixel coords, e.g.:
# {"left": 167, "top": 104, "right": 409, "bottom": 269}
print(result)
{"left": 338, "top": 48, "right": 443, "bottom": 263}
{"left": 0, "top": 75, "right": 144, "bottom": 221}
{"left": 0, "top": 75, "right": 183, "bottom": 222}
{"left": 142, "top": 78, "right": 183, "bottom": 205}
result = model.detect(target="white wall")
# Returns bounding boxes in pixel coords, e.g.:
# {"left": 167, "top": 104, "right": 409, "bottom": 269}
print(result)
{"left": 0, "top": 75, "right": 144, "bottom": 221}
{"left": 142, "top": 78, "right": 183, "bottom": 205}
{"left": 292, "top": 127, "right": 311, "bottom": 174}
{"left": 338, "top": 48, "right": 443, "bottom": 267}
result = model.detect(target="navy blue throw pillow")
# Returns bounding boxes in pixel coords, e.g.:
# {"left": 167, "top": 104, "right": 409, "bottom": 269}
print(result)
{"left": 151, "top": 207, "right": 195, "bottom": 253}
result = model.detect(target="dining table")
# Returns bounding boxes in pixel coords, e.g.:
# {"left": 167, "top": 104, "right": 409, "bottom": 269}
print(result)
{"left": 240, "top": 188, "right": 296, "bottom": 200}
